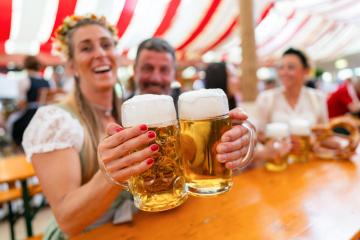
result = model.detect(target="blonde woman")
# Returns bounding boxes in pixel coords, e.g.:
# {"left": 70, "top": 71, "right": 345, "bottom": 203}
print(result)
{"left": 23, "top": 15, "right": 254, "bottom": 239}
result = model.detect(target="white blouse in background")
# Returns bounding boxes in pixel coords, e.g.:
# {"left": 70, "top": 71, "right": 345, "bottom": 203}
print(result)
{"left": 22, "top": 105, "right": 84, "bottom": 160}
{"left": 255, "top": 87, "right": 328, "bottom": 132}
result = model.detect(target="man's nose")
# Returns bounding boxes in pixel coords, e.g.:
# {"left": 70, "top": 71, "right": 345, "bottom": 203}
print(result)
{"left": 149, "top": 69, "right": 162, "bottom": 82}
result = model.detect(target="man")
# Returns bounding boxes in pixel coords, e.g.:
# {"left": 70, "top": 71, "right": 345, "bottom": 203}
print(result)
{"left": 129, "top": 37, "right": 254, "bottom": 170}
{"left": 327, "top": 76, "right": 360, "bottom": 119}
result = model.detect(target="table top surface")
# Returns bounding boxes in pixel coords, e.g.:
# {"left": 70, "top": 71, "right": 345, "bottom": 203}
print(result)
{"left": 73, "top": 156, "right": 360, "bottom": 240}
{"left": 0, "top": 154, "right": 35, "bottom": 183}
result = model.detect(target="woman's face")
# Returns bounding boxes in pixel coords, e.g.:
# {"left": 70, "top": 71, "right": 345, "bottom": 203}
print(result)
{"left": 70, "top": 24, "right": 118, "bottom": 93}
{"left": 278, "top": 54, "right": 308, "bottom": 90}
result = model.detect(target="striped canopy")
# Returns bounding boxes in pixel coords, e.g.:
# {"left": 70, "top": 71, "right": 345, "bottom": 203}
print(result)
{"left": 0, "top": 0, "right": 360, "bottom": 64}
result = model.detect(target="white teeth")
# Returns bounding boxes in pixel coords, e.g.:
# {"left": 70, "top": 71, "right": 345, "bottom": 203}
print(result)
{"left": 94, "top": 65, "right": 110, "bottom": 73}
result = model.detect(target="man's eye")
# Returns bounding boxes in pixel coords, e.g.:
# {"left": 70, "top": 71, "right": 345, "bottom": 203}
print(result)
{"left": 81, "top": 46, "right": 92, "bottom": 52}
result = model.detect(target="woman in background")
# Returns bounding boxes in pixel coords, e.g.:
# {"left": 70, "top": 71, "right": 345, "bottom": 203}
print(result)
{"left": 255, "top": 48, "right": 328, "bottom": 139}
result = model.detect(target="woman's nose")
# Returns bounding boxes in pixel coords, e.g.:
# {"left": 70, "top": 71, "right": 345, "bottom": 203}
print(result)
{"left": 94, "top": 45, "right": 106, "bottom": 58}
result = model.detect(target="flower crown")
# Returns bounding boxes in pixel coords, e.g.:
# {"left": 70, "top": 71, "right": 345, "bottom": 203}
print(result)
{"left": 52, "top": 14, "right": 118, "bottom": 59}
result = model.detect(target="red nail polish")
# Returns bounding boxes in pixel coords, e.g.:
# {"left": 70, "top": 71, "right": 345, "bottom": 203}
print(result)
{"left": 140, "top": 124, "right": 148, "bottom": 131}
{"left": 115, "top": 127, "right": 124, "bottom": 132}
{"left": 150, "top": 144, "right": 159, "bottom": 151}
{"left": 148, "top": 131, "right": 156, "bottom": 138}
{"left": 146, "top": 158, "right": 154, "bottom": 165}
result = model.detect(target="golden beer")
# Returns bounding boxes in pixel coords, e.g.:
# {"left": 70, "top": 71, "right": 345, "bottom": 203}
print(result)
{"left": 288, "top": 135, "right": 311, "bottom": 163}
{"left": 288, "top": 119, "right": 311, "bottom": 164}
{"left": 120, "top": 94, "right": 187, "bottom": 212}
{"left": 179, "top": 89, "right": 235, "bottom": 196}
{"left": 129, "top": 124, "right": 187, "bottom": 212}
{"left": 180, "top": 115, "right": 232, "bottom": 196}
{"left": 264, "top": 123, "right": 291, "bottom": 172}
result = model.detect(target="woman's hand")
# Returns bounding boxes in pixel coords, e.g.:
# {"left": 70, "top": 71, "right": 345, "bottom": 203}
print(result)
{"left": 216, "top": 108, "right": 256, "bottom": 170}
{"left": 98, "top": 123, "right": 158, "bottom": 184}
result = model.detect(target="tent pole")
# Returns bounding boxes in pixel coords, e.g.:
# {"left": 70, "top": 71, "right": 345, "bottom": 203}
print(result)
{"left": 239, "top": 0, "right": 258, "bottom": 101}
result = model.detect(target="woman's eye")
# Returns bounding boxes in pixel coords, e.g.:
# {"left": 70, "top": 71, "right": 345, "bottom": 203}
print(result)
{"left": 102, "top": 41, "right": 113, "bottom": 49}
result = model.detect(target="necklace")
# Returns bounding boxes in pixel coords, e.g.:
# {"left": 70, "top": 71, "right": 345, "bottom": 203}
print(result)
{"left": 91, "top": 103, "right": 113, "bottom": 117}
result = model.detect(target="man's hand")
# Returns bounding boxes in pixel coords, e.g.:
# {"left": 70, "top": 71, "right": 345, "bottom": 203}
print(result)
{"left": 216, "top": 108, "right": 256, "bottom": 170}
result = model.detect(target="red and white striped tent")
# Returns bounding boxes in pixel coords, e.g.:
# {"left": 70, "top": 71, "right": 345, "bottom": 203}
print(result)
{"left": 0, "top": 0, "right": 360, "bottom": 65}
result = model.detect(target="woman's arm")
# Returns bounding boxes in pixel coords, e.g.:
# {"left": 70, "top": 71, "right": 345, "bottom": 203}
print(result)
{"left": 32, "top": 148, "right": 119, "bottom": 236}
{"left": 32, "top": 123, "right": 158, "bottom": 236}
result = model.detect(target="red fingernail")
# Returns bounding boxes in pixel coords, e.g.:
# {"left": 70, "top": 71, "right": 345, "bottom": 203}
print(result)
{"left": 140, "top": 124, "right": 148, "bottom": 131}
{"left": 148, "top": 131, "right": 156, "bottom": 138}
{"left": 150, "top": 144, "right": 159, "bottom": 151}
{"left": 146, "top": 158, "right": 154, "bottom": 165}
{"left": 115, "top": 127, "right": 124, "bottom": 132}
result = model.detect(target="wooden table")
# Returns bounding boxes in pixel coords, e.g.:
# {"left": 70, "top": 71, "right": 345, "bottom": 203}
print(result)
{"left": 73, "top": 157, "right": 360, "bottom": 240}
{"left": 0, "top": 154, "right": 36, "bottom": 237}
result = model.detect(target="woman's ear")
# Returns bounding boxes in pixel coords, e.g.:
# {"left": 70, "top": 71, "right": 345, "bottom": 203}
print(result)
{"left": 67, "top": 60, "right": 77, "bottom": 77}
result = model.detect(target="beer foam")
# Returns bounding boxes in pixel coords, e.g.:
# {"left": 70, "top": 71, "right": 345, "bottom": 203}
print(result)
{"left": 178, "top": 89, "right": 229, "bottom": 120}
{"left": 289, "top": 119, "right": 311, "bottom": 136}
{"left": 121, "top": 94, "right": 177, "bottom": 127}
{"left": 265, "top": 122, "right": 289, "bottom": 138}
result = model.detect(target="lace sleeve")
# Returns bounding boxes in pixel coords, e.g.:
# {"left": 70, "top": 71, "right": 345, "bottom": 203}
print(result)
{"left": 22, "top": 105, "right": 84, "bottom": 160}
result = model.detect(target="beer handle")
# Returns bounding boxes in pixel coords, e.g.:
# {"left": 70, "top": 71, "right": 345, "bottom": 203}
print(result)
{"left": 231, "top": 120, "right": 257, "bottom": 174}
{"left": 98, "top": 157, "right": 129, "bottom": 190}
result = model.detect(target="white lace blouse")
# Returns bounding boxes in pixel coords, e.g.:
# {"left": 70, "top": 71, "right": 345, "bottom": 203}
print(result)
{"left": 22, "top": 105, "right": 84, "bottom": 160}
{"left": 254, "top": 87, "right": 329, "bottom": 132}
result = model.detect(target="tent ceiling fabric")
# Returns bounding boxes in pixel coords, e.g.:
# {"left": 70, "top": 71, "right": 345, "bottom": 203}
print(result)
{"left": 1, "top": 0, "right": 360, "bottom": 62}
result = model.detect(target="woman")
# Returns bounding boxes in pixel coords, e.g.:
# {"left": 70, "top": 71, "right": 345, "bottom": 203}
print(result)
{"left": 255, "top": 48, "right": 328, "bottom": 138}
{"left": 22, "top": 14, "right": 253, "bottom": 238}
{"left": 251, "top": 48, "right": 328, "bottom": 167}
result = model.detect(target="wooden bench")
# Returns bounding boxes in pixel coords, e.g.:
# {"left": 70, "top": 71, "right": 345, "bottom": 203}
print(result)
{"left": 25, "top": 235, "right": 43, "bottom": 240}
{"left": 0, "top": 183, "right": 42, "bottom": 240}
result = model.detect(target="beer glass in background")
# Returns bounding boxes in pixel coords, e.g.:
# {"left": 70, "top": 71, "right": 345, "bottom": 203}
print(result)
{"left": 288, "top": 119, "right": 311, "bottom": 163}
{"left": 264, "top": 122, "right": 291, "bottom": 172}
{"left": 102, "top": 94, "right": 187, "bottom": 212}
{"left": 178, "top": 89, "right": 256, "bottom": 196}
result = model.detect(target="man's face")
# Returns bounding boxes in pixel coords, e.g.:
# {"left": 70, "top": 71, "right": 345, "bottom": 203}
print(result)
{"left": 134, "top": 49, "right": 175, "bottom": 95}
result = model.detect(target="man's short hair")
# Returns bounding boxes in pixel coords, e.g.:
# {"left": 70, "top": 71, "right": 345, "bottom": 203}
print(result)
{"left": 24, "top": 56, "right": 41, "bottom": 71}
{"left": 135, "top": 38, "right": 176, "bottom": 64}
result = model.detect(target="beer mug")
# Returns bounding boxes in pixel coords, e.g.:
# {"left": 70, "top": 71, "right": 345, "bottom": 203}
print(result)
{"left": 288, "top": 119, "right": 311, "bottom": 163}
{"left": 178, "top": 89, "right": 256, "bottom": 196}
{"left": 264, "top": 123, "right": 291, "bottom": 172}
{"left": 102, "top": 94, "right": 187, "bottom": 212}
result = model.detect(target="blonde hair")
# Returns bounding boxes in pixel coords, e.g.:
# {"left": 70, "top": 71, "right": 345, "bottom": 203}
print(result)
{"left": 53, "top": 14, "right": 118, "bottom": 60}
{"left": 54, "top": 14, "right": 122, "bottom": 183}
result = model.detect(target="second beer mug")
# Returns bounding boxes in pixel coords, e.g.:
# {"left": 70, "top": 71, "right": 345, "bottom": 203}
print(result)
{"left": 178, "top": 89, "right": 256, "bottom": 196}
{"left": 102, "top": 94, "right": 187, "bottom": 212}
{"left": 288, "top": 119, "right": 311, "bottom": 163}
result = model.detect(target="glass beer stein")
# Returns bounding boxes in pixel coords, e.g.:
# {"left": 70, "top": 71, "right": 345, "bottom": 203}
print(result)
{"left": 178, "top": 89, "right": 256, "bottom": 196}
{"left": 264, "top": 122, "right": 291, "bottom": 172}
{"left": 101, "top": 94, "right": 187, "bottom": 212}
{"left": 288, "top": 119, "right": 311, "bottom": 163}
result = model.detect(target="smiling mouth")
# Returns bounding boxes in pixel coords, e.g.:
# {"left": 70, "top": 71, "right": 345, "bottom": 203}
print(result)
{"left": 93, "top": 65, "right": 111, "bottom": 74}
{"left": 143, "top": 82, "right": 165, "bottom": 89}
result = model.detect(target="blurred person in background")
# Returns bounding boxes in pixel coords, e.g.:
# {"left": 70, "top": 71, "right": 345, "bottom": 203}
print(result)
{"left": 255, "top": 48, "right": 328, "bottom": 140}
{"left": 8, "top": 56, "right": 50, "bottom": 146}
{"left": 203, "top": 62, "right": 240, "bottom": 110}
{"left": 327, "top": 76, "right": 360, "bottom": 119}
{"left": 263, "top": 78, "right": 277, "bottom": 91}
{"left": 18, "top": 55, "right": 51, "bottom": 107}
{"left": 252, "top": 48, "right": 328, "bottom": 167}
